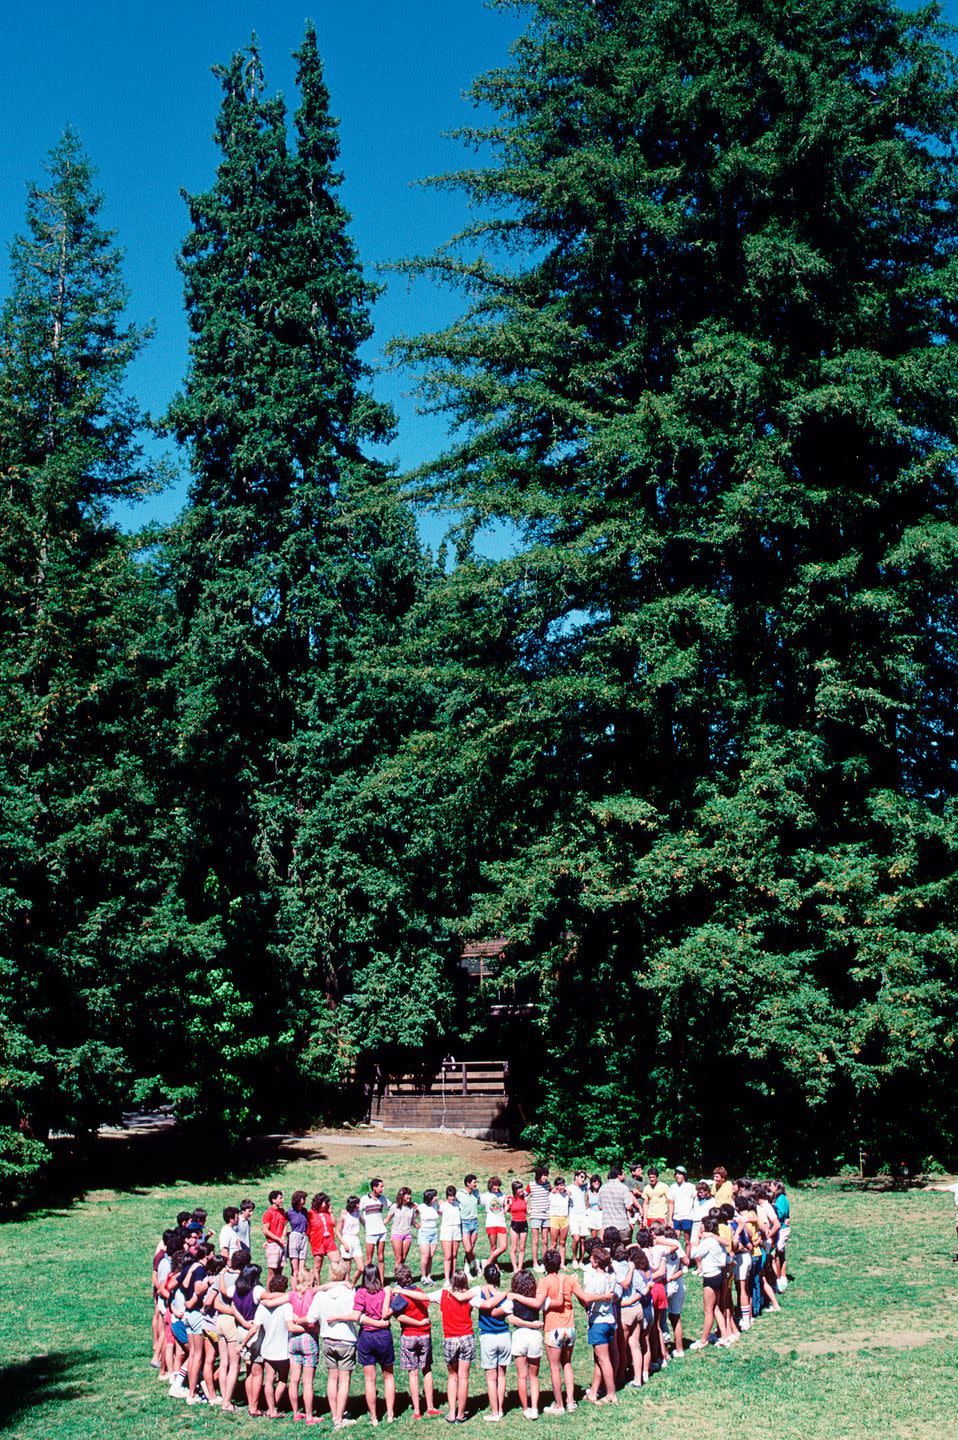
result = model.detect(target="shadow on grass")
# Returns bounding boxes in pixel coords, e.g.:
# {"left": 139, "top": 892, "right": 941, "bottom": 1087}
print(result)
{"left": 0, "top": 1351, "right": 96, "bottom": 1427}
{"left": 21, "top": 1127, "right": 331, "bottom": 1218}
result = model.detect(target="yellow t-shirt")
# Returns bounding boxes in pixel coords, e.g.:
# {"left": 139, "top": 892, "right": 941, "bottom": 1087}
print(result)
{"left": 713, "top": 1181, "right": 734, "bottom": 1207}
{"left": 643, "top": 1181, "right": 670, "bottom": 1220}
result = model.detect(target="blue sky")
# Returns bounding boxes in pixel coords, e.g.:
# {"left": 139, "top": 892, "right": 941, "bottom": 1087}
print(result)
{"left": 1, "top": 2, "right": 955, "bottom": 551}
{"left": 0, "top": 0, "right": 525, "bottom": 547}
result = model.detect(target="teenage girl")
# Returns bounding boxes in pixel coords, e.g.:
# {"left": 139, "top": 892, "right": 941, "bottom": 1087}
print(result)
{"left": 287, "top": 1191, "right": 310, "bottom": 1284}
{"left": 214, "top": 1245, "right": 249, "bottom": 1412}
{"left": 538, "top": 1249, "right": 578, "bottom": 1415}
{"left": 587, "top": 1176, "right": 603, "bottom": 1241}
{"left": 481, "top": 1176, "right": 509, "bottom": 1267}
{"left": 576, "top": 1244, "right": 618, "bottom": 1405}
{"left": 287, "top": 1267, "right": 319, "bottom": 1423}
{"left": 387, "top": 1187, "right": 416, "bottom": 1272}
{"left": 509, "top": 1269, "right": 545, "bottom": 1418}
{"left": 307, "top": 1192, "right": 340, "bottom": 1285}
{"left": 509, "top": 1179, "right": 529, "bottom": 1272}
{"left": 689, "top": 1218, "right": 731, "bottom": 1349}
{"left": 350, "top": 1263, "right": 397, "bottom": 1426}
{"left": 439, "top": 1185, "right": 463, "bottom": 1285}
{"left": 339, "top": 1196, "right": 362, "bottom": 1283}
{"left": 417, "top": 1189, "right": 440, "bottom": 1283}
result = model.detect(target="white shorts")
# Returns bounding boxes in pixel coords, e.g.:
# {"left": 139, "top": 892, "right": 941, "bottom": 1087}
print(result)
{"left": 666, "top": 1279, "right": 686, "bottom": 1316}
{"left": 340, "top": 1236, "right": 361, "bottom": 1260}
{"left": 776, "top": 1225, "right": 790, "bottom": 1253}
{"left": 440, "top": 1229, "right": 463, "bottom": 1244}
{"left": 364, "top": 1229, "right": 387, "bottom": 1246}
{"left": 545, "top": 1326, "right": 576, "bottom": 1349}
{"left": 570, "top": 1215, "right": 590, "bottom": 1239}
{"left": 511, "top": 1329, "right": 543, "bottom": 1360}
{"left": 734, "top": 1253, "right": 752, "bottom": 1280}
{"left": 587, "top": 1210, "right": 603, "bottom": 1231}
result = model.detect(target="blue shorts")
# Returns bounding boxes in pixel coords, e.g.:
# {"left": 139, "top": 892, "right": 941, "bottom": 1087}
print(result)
{"left": 358, "top": 1328, "right": 395, "bottom": 1369}
{"left": 674, "top": 1220, "right": 692, "bottom": 1234}
{"left": 462, "top": 1219, "right": 479, "bottom": 1236}
{"left": 587, "top": 1322, "right": 616, "bottom": 1348}
{"left": 170, "top": 1319, "right": 189, "bottom": 1346}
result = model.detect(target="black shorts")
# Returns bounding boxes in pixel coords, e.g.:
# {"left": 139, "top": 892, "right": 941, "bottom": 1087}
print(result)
{"left": 702, "top": 1275, "right": 723, "bottom": 1293}
{"left": 511, "top": 1221, "right": 528, "bottom": 1235}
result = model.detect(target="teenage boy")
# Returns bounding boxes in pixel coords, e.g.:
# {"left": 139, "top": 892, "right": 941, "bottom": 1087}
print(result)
{"left": 528, "top": 1166, "right": 552, "bottom": 1271}
{"left": 263, "top": 1189, "right": 289, "bottom": 1280}
{"left": 237, "top": 1199, "right": 255, "bottom": 1252}
{"left": 643, "top": 1168, "right": 670, "bottom": 1225}
{"left": 359, "top": 1178, "right": 388, "bottom": 1280}
{"left": 219, "top": 1206, "right": 242, "bottom": 1259}
{"left": 667, "top": 1166, "right": 696, "bottom": 1248}
{"left": 460, "top": 1175, "right": 481, "bottom": 1277}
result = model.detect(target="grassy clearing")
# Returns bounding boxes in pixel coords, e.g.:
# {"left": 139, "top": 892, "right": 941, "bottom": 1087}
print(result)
{"left": 1, "top": 1130, "right": 956, "bottom": 1440}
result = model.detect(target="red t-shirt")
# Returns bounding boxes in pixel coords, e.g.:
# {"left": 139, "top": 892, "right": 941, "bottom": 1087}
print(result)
{"left": 440, "top": 1290, "right": 474, "bottom": 1338}
{"left": 401, "top": 1294, "right": 431, "bottom": 1331}
{"left": 308, "top": 1210, "right": 335, "bottom": 1250}
{"left": 510, "top": 1195, "right": 528, "bottom": 1222}
{"left": 263, "top": 1206, "right": 287, "bottom": 1243}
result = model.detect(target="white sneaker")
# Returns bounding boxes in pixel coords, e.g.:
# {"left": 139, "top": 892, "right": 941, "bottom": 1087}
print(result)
{"left": 524, "top": 1409, "right": 538, "bottom": 1420}
{"left": 534, "top": 1264, "right": 545, "bottom": 1274}
{"left": 565, "top": 1402, "right": 577, "bottom": 1413}
{"left": 776, "top": 1277, "right": 788, "bottom": 1292}
{"left": 169, "top": 1380, "right": 187, "bottom": 1397}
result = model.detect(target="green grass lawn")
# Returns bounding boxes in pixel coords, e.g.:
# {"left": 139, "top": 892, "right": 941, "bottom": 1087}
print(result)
{"left": 1, "top": 1130, "right": 956, "bottom": 1440}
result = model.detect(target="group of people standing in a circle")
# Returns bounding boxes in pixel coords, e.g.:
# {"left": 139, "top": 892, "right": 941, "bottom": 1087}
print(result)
{"left": 151, "top": 1159, "right": 792, "bottom": 1421}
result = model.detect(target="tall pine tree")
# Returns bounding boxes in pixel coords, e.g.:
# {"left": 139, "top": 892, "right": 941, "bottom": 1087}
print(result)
{"left": 0, "top": 132, "right": 169, "bottom": 1183}
{"left": 164, "top": 30, "right": 423, "bottom": 1132}
{"left": 395, "top": 0, "right": 958, "bottom": 1168}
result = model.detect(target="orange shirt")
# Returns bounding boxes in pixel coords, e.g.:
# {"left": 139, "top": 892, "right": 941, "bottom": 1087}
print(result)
{"left": 539, "top": 1272, "right": 575, "bottom": 1328}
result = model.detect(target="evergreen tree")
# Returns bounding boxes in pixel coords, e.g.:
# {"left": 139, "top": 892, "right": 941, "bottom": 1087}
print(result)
{"left": 396, "top": 0, "right": 958, "bottom": 1168}
{"left": 164, "top": 31, "right": 423, "bottom": 1131}
{"left": 0, "top": 132, "right": 168, "bottom": 1180}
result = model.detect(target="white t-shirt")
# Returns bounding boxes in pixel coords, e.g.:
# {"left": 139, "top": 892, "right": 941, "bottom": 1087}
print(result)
{"left": 569, "top": 1184, "right": 588, "bottom": 1217}
{"left": 439, "top": 1200, "right": 462, "bottom": 1238}
{"left": 256, "top": 1300, "right": 293, "bottom": 1362}
{"left": 549, "top": 1191, "right": 572, "bottom": 1219}
{"left": 668, "top": 1181, "right": 696, "bottom": 1222}
{"left": 307, "top": 1284, "right": 360, "bottom": 1342}
{"left": 691, "top": 1235, "right": 727, "bottom": 1279}
{"left": 417, "top": 1203, "right": 439, "bottom": 1232}
{"left": 692, "top": 1197, "right": 713, "bottom": 1223}
{"left": 219, "top": 1223, "right": 241, "bottom": 1256}
{"left": 480, "top": 1191, "right": 507, "bottom": 1225}
{"left": 359, "top": 1192, "right": 387, "bottom": 1238}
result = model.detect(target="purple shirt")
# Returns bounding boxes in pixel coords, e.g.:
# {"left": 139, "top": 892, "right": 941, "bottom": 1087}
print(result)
{"left": 287, "top": 1207, "right": 308, "bottom": 1234}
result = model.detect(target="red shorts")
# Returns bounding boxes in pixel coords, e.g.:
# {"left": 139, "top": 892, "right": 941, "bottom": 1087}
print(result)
{"left": 486, "top": 1225, "right": 506, "bottom": 1234}
{"left": 310, "top": 1237, "right": 338, "bottom": 1256}
{"left": 651, "top": 1281, "right": 668, "bottom": 1312}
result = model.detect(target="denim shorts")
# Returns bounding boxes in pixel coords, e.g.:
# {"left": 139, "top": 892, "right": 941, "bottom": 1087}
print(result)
{"left": 462, "top": 1218, "right": 479, "bottom": 1236}
{"left": 587, "top": 1321, "right": 616, "bottom": 1348}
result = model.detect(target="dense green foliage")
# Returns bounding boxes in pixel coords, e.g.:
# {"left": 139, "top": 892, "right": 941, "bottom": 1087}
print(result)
{"left": 160, "top": 28, "right": 425, "bottom": 1135}
{"left": 0, "top": 133, "right": 170, "bottom": 1185}
{"left": 388, "top": 0, "right": 958, "bottom": 1168}
{"left": 2, "top": 2, "right": 958, "bottom": 1187}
